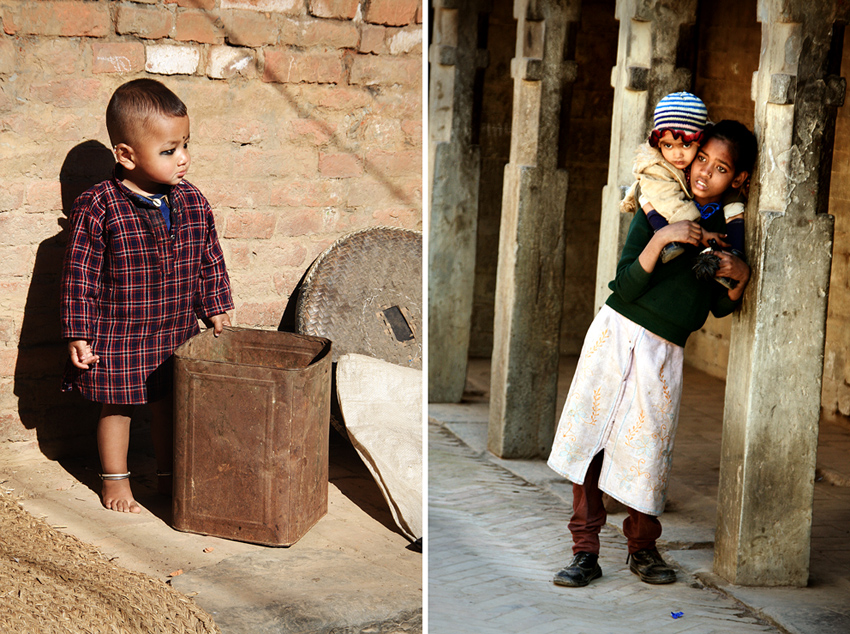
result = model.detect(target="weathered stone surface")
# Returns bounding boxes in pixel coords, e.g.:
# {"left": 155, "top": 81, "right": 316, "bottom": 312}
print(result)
{"left": 487, "top": 0, "right": 576, "bottom": 458}
{"left": 715, "top": 3, "right": 841, "bottom": 587}
{"left": 428, "top": 1, "right": 489, "bottom": 403}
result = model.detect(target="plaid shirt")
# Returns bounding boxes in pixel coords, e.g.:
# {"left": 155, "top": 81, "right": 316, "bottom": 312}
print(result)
{"left": 61, "top": 176, "right": 234, "bottom": 404}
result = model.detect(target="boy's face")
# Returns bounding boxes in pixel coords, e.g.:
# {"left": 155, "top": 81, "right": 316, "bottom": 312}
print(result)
{"left": 690, "top": 137, "right": 748, "bottom": 203}
{"left": 118, "top": 115, "right": 191, "bottom": 196}
{"left": 657, "top": 130, "right": 699, "bottom": 170}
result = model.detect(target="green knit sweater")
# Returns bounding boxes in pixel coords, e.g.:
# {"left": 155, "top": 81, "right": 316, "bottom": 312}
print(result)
{"left": 605, "top": 206, "right": 741, "bottom": 347}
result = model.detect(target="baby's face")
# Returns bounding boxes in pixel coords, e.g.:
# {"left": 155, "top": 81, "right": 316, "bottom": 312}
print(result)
{"left": 657, "top": 130, "right": 699, "bottom": 170}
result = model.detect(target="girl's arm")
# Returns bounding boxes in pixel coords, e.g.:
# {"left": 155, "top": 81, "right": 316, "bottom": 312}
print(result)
{"left": 637, "top": 221, "right": 703, "bottom": 274}
{"left": 714, "top": 251, "right": 750, "bottom": 302}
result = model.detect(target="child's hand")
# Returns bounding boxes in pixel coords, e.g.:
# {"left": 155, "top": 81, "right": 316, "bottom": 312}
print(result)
{"left": 209, "top": 312, "right": 231, "bottom": 337}
{"left": 701, "top": 231, "right": 729, "bottom": 249}
{"left": 68, "top": 340, "right": 100, "bottom": 370}
{"left": 658, "top": 220, "right": 702, "bottom": 247}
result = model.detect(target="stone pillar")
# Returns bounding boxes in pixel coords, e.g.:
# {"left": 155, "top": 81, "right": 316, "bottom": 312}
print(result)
{"left": 594, "top": 0, "right": 698, "bottom": 310}
{"left": 428, "top": 0, "right": 491, "bottom": 403}
{"left": 714, "top": 1, "right": 845, "bottom": 586}
{"left": 487, "top": 0, "right": 578, "bottom": 458}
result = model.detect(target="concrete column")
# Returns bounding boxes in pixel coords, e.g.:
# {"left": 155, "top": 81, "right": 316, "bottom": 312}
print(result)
{"left": 428, "top": 0, "right": 491, "bottom": 403}
{"left": 487, "top": 0, "right": 578, "bottom": 458}
{"left": 594, "top": 0, "right": 697, "bottom": 310}
{"left": 714, "top": 1, "right": 845, "bottom": 586}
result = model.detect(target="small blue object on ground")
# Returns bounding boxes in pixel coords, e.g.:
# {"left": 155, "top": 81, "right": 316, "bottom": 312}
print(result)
{"left": 671, "top": 611, "right": 684, "bottom": 619}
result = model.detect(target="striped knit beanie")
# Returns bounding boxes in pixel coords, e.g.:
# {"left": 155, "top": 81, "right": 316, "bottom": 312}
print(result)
{"left": 649, "top": 92, "right": 708, "bottom": 146}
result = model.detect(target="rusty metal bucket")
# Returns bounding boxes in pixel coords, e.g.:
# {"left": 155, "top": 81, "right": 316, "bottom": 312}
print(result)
{"left": 172, "top": 327, "right": 332, "bottom": 546}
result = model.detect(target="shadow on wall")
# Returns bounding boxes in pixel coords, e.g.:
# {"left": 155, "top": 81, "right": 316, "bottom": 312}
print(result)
{"left": 13, "top": 141, "right": 115, "bottom": 459}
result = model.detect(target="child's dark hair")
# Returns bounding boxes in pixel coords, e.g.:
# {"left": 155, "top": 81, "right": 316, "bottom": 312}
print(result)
{"left": 106, "top": 79, "right": 187, "bottom": 147}
{"left": 702, "top": 120, "right": 757, "bottom": 174}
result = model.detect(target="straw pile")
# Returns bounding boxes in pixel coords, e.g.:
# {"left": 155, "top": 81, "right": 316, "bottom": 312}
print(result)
{"left": 0, "top": 490, "right": 220, "bottom": 634}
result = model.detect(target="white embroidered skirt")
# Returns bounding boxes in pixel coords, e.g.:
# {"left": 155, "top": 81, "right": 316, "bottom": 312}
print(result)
{"left": 547, "top": 305, "right": 684, "bottom": 516}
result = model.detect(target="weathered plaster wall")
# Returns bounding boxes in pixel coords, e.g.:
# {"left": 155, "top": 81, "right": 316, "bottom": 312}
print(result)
{"left": 684, "top": 0, "right": 759, "bottom": 378}
{"left": 821, "top": 32, "right": 850, "bottom": 428}
{"left": 0, "top": 0, "right": 422, "bottom": 452}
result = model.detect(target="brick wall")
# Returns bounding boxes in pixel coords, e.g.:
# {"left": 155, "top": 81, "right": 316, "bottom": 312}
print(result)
{"left": 685, "top": 0, "right": 759, "bottom": 378}
{"left": 821, "top": 35, "right": 850, "bottom": 428}
{"left": 0, "top": 0, "right": 422, "bottom": 451}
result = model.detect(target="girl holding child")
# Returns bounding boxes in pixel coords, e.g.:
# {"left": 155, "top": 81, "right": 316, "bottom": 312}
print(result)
{"left": 548, "top": 94, "right": 757, "bottom": 587}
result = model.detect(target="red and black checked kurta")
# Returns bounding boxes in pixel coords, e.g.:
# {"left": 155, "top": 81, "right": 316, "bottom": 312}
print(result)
{"left": 61, "top": 176, "right": 234, "bottom": 405}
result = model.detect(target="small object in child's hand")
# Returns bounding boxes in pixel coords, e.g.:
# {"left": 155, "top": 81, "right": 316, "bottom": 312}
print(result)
{"left": 671, "top": 611, "right": 684, "bottom": 619}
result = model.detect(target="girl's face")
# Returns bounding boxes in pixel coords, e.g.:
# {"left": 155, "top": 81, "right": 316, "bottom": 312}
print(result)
{"left": 690, "top": 137, "right": 748, "bottom": 203}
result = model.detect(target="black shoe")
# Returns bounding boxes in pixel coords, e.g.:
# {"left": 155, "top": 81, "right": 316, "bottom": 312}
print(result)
{"left": 660, "top": 242, "right": 685, "bottom": 263}
{"left": 628, "top": 548, "right": 677, "bottom": 584}
{"left": 553, "top": 552, "right": 602, "bottom": 587}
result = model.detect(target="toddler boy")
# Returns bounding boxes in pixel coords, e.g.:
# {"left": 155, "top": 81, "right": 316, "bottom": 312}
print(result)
{"left": 61, "top": 79, "right": 233, "bottom": 513}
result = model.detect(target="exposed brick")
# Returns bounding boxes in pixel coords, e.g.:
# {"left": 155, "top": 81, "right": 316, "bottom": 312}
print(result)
{"left": 116, "top": 4, "right": 173, "bottom": 39}
{"left": 221, "top": 0, "right": 301, "bottom": 14}
{"left": 207, "top": 46, "right": 256, "bottom": 79}
{"left": 146, "top": 44, "right": 200, "bottom": 75}
{"left": 0, "top": 245, "right": 34, "bottom": 276}
{"left": 0, "top": 37, "right": 15, "bottom": 75}
{"left": 29, "top": 78, "right": 104, "bottom": 109}
{"left": 201, "top": 180, "right": 271, "bottom": 209}
{"left": 223, "top": 10, "right": 279, "bottom": 47}
{"left": 277, "top": 208, "right": 322, "bottom": 236}
{"left": 0, "top": 183, "right": 25, "bottom": 212}
{"left": 12, "top": 1, "right": 110, "bottom": 37}
{"left": 263, "top": 49, "right": 344, "bottom": 84}
{"left": 25, "top": 39, "right": 88, "bottom": 76}
{"left": 350, "top": 55, "right": 420, "bottom": 86}
{"left": 270, "top": 180, "right": 343, "bottom": 207}
{"left": 224, "top": 210, "right": 277, "bottom": 239}
{"left": 175, "top": 10, "right": 223, "bottom": 44}
{"left": 308, "top": 0, "right": 359, "bottom": 20}
{"left": 232, "top": 301, "right": 288, "bottom": 328}
{"left": 372, "top": 206, "right": 421, "bottom": 227}
{"left": 307, "top": 85, "right": 373, "bottom": 110}
{"left": 319, "top": 152, "right": 363, "bottom": 178}
{"left": 401, "top": 118, "right": 422, "bottom": 144}
{"left": 364, "top": 0, "right": 418, "bottom": 26}
{"left": 92, "top": 42, "right": 146, "bottom": 75}
{"left": 25, "top": 181, "right": 62, "bottom": 213}
{"left": 287, "top": 118, "right": 336, "bottom": 146}
{"left": 280, "top": 18, "right": 359, "bottom": 49}
{"left": 388, "top": 26, "right": 422, "bottom": 55}
{"left": 167, "top": 0, "right": 216, "bottom": 9}
{"left": 360, "top": 24, "right": 387, "bottom": 55}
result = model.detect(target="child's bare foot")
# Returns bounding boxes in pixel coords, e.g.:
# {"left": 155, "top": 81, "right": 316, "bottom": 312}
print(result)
{"left": 101, "top": 477, "right": 142, "bottom": 513}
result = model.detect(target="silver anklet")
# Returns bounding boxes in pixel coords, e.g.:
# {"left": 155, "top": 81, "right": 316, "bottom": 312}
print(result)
{"left": 99, "top": 472, "right": 131, "bottom": 480}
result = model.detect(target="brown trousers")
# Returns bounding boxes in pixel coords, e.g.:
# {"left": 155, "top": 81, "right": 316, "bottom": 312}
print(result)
{"left": 569, "top": 452, "right": 663, "bottom": 555}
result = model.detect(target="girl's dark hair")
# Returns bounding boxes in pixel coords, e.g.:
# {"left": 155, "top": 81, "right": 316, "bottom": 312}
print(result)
{"left": 106, "top": 79, "right": 187, "bottom": 147}
{"left": 702, "top": 120, "right": 757, "bottom": 174}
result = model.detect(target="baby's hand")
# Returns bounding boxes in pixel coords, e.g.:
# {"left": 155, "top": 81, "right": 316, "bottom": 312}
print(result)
{"left": 68, "top": 340, "right": 100, "bottom": 370}
{"left": 209, "top": 312, "right": 232, "bottom": 338}
{"left": 701, "top": 230, "right": 729, "bottom": 249}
